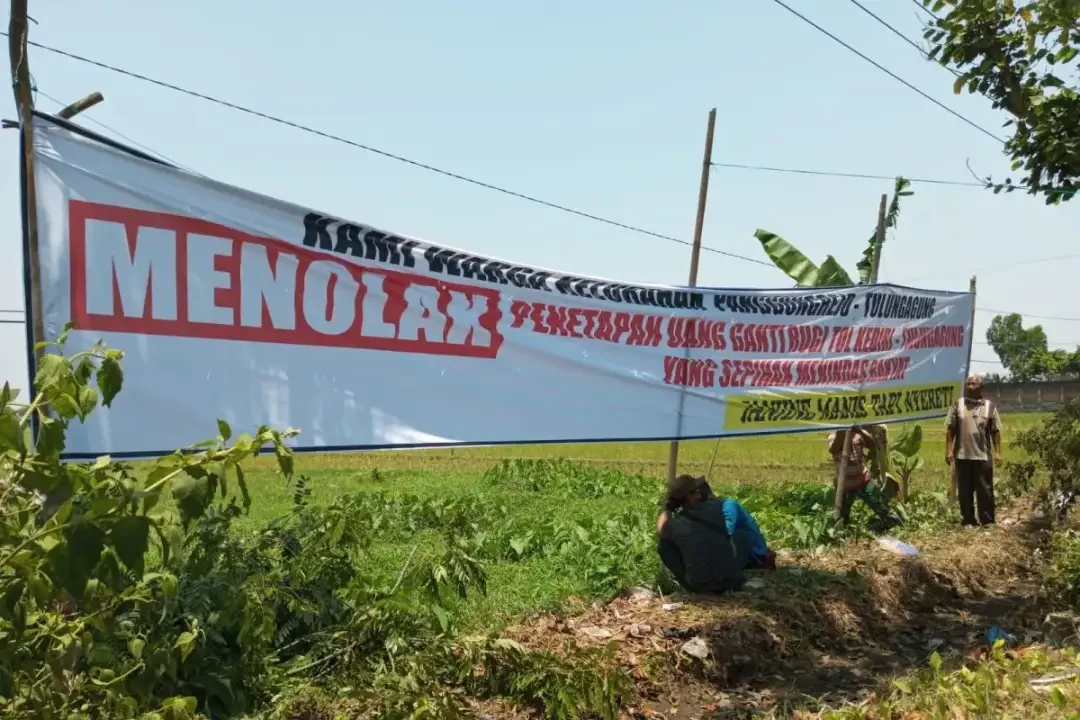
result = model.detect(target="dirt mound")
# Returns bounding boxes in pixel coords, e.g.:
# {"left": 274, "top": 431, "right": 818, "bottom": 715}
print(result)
{"left": 506, "top": 509, "right": 1051, "bottom": 717}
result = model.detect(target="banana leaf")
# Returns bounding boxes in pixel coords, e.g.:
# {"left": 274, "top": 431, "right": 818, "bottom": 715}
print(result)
{"left": 754, "top": 229, "right": 854, "bottom": 287}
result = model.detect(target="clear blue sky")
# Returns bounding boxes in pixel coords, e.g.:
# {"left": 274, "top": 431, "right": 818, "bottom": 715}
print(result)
{"left": 2, "top": 0, "right": 1077, "bottom": 391}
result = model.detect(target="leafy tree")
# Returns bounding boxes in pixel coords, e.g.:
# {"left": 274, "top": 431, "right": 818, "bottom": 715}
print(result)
{"left": 754, "top": 178, "right": 912, "bottom": 287}
{"left": 986, "top": 312, "right": 1080, "bottom": 380}
{"left": 921, "top": 0, "right": 1080, "bottom": 203}
{"left": 987, "top": 312, "right": 1050, "bottom": 380}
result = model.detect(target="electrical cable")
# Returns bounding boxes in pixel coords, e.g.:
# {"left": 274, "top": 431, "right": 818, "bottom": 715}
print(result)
{"left": 0, "top": 33, "right": 775, "bottom": 269}
{"left": 36, "top": 88, "right": 194, "bottom": 171}
{"left": 764, "top": 0, "right": 1005, "bottom": 143}
{"left": 710, "top": 160, "right": 1076, "bottom": 197}
{"left": 845, "top": 0, "right": 960, "bottom": 77}
{"left": 978, "top": 307, "right": 1080, "bottom": 322}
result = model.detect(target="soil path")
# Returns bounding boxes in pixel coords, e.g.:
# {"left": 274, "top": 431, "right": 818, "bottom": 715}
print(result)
{"left": 506, "top": 505, "right": 1053, "bottom": 719}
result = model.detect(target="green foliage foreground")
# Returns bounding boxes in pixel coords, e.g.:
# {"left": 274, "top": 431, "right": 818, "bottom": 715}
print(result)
{"left": 3, "top": 334, "right": 1063, "bottom": 719}
{"left": 0, "top": 336, "right": 630, "bottom": 720}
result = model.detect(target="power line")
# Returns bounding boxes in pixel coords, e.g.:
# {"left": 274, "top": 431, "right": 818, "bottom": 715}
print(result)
{"left": 974, "top": 340, "right": 1080, "bottom": 348}
{"left": 1, "top": 33, "right": 774, "bottom": 270}
{"left": 908, "top": 0, "right": 941, "bottom": 20}
{"left": 845, "top": 0, "right": 961, "bottom": 78}
{"left": 36, "top": 89, "right": 194, "bottom": 172}
{"left": 711, "top": 161, "right": 982, "bottom": 188}
{"left": 978, "top": 307, "right": 1080, "bottom": 322}
{"left": 710, "top": 160, "right": 1077, "bottom": 196}
{"left": 904, "top": 252, "right": 1080, "bottom": 281}
{"left": 765, "top": 0, "right": 1006, "bottom": 144}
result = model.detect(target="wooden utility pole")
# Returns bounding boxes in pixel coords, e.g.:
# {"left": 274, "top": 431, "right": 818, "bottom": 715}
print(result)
{"left": 57, "top": 91, "right": 104, "bottom": 120}
{"left": 950, "top": 275, "right": 978, "bottom": 505}
{"left": 833, "top": 194, "right": 888, "bottom": 520}
{"left": 666, "top": 108, "right": 717, "bottom": 487}
{"left": 8, "top": 0, "right": 46, "bottom": 364}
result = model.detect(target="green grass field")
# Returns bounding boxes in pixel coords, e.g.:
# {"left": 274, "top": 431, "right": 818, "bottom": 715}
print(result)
{"left": 222, "top": 413, "right": 1047, "bottom": 631}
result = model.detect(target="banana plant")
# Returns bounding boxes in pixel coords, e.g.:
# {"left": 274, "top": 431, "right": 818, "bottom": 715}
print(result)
{"left": 753, "top": 177, "right": 913, "bottom": 288}
{"left": 889, "top": 424, "right": 924, "bottom": 502}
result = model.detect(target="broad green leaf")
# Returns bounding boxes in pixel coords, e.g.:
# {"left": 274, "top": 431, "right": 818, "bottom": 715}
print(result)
{"left": 856, "top": 240, "right": 876, "bottom": 285}
{"left": 274, "top": 440, "right": 294, "bottom": 479}
{"left": 817, "top": 256, "right": 854, "bottom": 287}
{"left": 142, "top": 489, "right": 161, "bottom": 516}
{"left": 892, "top": 425, "right": 923, "bottom": 457}
{"left": 46, "top": 523, "right": 106, "bottom": 598}
{"left": 35, "top": 416, "right": 66, "bottom": 457}
{"left": 145, "top": 572, "right": 179, "bottom": 599}
{"left": 109, "top": 516, "right": 151, "bottom": 575}
{"left": 754, "top": 229, "right": 824, "bottom": 286}
{"left": 34, "top": 353, "right": 70, "bottom": 392}
{"left": 175, "top": 631, "right": 198, "bottom": 663}
{"left": 235, "top": 464, "right": 251, "bottom": 510}
{"left": 217, "top": 418, "right": 231, "bottom": 442}
{"left": 893, "top": 678, "right": 913, "bottom": 694}
{"left": 50, "top": 393, "right": 79, "bottom": 420}
{"left": 0, "top": 410, "right": 23, "bottom": 453}
{"left": 0, "top": 382, "right": 16, "bottom": 408}
{"left": 97, "top": 357, "right": 123, "bottom": 407}
{"left": 76, "top": 385, "right": 98, "bottom": 420}
{"left": 73, "top": 357, "right": 95, "bottom": 384}
{"left": 171, "top": 474, "right": 214, "bottom": 527}
{"left": 928, "top": 651, "right": 942, "bottom": 673}
{"left": 129, "top": 637, "right": 146, "bottom": 660}
{"left": 1, "top": 579, "right": 25, "bottom": 616}
{"left": 432, "top": 603, "right": 451, "bottom": 632}
{"left": 1052, "top": 686, "right": 1068, "bottom": 709}
{"left": 55, "top": 321, "right": 73, "bottom": 347}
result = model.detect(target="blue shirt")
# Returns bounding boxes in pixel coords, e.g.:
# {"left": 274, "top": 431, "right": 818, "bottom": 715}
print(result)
{"left": 721, "top": 498, "right": 769, "bottom": 566}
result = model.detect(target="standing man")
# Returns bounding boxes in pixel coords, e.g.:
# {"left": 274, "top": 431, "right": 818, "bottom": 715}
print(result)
{"left": 945, "top": 375, "right": 1003, "bottom": 526}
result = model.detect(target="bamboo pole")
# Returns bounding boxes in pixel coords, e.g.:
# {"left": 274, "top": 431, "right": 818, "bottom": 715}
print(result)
{"left": 951, "top": 275, "right": 977, "bottom": 505}
{"left": 666, "top": 108, "right": 716, "bottom": 487}
{"left": 8, "top": 0, "right": 46, "bottom": 369}
{"left": 834, "top": 194, "right": 888, "bottom": 520}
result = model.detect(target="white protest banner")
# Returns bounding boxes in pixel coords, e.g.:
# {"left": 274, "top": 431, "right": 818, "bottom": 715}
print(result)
{"left": 27, "top": 117, "right": 974, "bottom": 458}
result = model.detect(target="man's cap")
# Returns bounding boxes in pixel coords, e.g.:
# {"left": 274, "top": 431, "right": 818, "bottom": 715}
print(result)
{"left": 667, "top": 474, "right": 706, "bottom": 501}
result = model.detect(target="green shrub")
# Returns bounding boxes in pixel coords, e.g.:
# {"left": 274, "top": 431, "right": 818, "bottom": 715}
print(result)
{"left": 0, "top": 332, "right": 632, "bottom": 720}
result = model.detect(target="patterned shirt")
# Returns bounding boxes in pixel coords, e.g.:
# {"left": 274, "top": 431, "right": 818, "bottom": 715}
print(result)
{"left": 828, "top": 430, "right": 871, "bottom": 490}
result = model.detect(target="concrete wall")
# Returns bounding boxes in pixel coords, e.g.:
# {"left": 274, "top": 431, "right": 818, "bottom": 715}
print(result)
{"left": 984, "top": 380, "right": 1080, "bottom": 413}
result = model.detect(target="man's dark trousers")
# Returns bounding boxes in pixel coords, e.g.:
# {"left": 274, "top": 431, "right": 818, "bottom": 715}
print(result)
{"left": 956, "top": 459, "right": 995, "bottom": 526}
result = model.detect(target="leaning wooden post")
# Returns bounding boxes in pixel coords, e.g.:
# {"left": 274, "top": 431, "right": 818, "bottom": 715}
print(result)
{"left": 950, "top": 275, "right": 977, "bottom": 505}
{"left": 56, "top": 91, "right": 104, "bottom": 120}
{"left": 834, "top": 193, "right": 888, "bottom": 520}
{"left": 8, "top": 0, "right": 46, "bottom": 372}
{"left": 666, "top": 108, "right": 716, "bottom": 487}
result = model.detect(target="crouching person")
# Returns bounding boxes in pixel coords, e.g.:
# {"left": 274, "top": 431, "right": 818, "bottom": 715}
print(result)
{"left": 656, "top": 475, "right": 749, "bottom": 593}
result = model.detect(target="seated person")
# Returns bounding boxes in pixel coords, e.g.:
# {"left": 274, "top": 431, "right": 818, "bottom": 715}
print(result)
{"left": 656, "top": 474, "right": 748, "bottom": 593}
{"left": 720, "top": 497, "right": 776, "bottom": 570}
